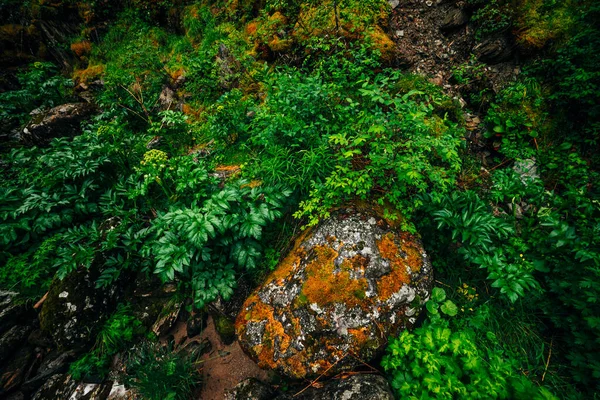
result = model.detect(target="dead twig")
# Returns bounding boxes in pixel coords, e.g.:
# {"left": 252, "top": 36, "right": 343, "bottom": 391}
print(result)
{"left": 294, "top": 354, "right": 347, "bottom": 397}
{"left": 542, "top": 338, "right": 553, "bottom": 382}
{"left": 34, "top": 292, "right": 48, "bottom": 309}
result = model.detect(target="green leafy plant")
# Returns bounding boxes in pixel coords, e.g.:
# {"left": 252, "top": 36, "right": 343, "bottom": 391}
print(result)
{"left": 123, "top": 340, "right": 201, "bottom": 400}
{"left": 70, "top": 304, "right": 144, "bottom": 380}
{"left": 143, "top": 180, "right": 291, "bottom": 308}
{"left": 382, "top": 287, "right": 556, "bottom": 399}
{"left": 0, "top": 61, "right": 73, "bottom": 128}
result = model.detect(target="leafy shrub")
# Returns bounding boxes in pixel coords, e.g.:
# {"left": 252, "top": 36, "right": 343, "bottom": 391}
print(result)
{"left": 429, "top": 190, "right": 540, "bottom": 303}
{"left": 0, "top": 62, "right": 73, "bottom": 129}
{"left": 290, "top": 72, "right": 463, "bottom": 229}
{"left": 484, "top": 80, "right": 547, "bottom": 160}
{"left": 123, "top": 340, "right": 201, "bottom": 400}
{"left": 70, "top": 304, "right": 144, "bottom": 380}
{"left": 469, "top": 0, "right": 513, "bottom": 40}
{"left": 382, "top": 288, "right": 556, "bottom": 399}
{"left": 143, "top": 180, "right": 291, "bottom": 307}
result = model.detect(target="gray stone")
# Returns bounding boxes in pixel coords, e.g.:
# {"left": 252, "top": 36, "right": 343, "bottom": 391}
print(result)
{"left": 225, "top": 378, "right": 276, "bottom": 400}
{"left": 21, "top": 102, "right": 96, "bottom": 146}
{"left": 0, "top": 325, "right": 31, "bottom": 364}
{"left": 21, "top": 351, "right": 75, "bottom": 394}
{"left": 0, "top": 345, "right": 36, "bottom": 395}
{"left": 39, "top": 262, "right": 122, "bottom": 351}
{"left": 236, "top": 207, "right": 432, "bottom": 379}
{"left": 440, "top": 8, "right": 469, "bottom": 31}
{"left": 513, "top": 158, "right": 539, "bottom": 184}
{"left": 277, "top": 374, "right": 394, "bottom": 400}
{"left": 475, "top": 34, "right": 514, "bottom": 64}
{"left": 31, "top": 373, "right": 112, "bottom": 400}
{"left": 0, "top": 290, "right": 25, "bottom": 333}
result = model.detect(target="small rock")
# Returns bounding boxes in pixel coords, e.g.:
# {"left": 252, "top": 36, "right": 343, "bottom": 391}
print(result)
{"left": 0, "top": 325, "right": 32, "bottom": 364}
{"left": 0, "top": 346, "right": 36, "bottom": 395}
{"left": 214, "top": 315, "right": 236, "bottom": 346}
{"left": 151, "top": 298, "right": 182, "bottom": 337}
{"left": 39, "top": 263, "right": 124, "bottom": 351}
{"left": 475, "top": 35, "right": 514, "bottom": 64}
{"left": 513, "top": 158, "right": 539, "bottom": 184}
{"left": 186, "top": 311, "right": 208, "bottom": 338}
{"left": 158, "top": 86, "right": 177, "bottom": 111}
{"left": 276, "top": 375, "right": 394, "bottom": 400}
{"left": 21, "top": 351, "right": 75, "bottom": 394}
{"left": 0, "top": 290, "right": 26, "bottom": 333}
{"left": 440, "top": 8, "right": 469, "bottom": 31}
{"left": 225, "top": 378, "right": 276, "bottom": 400}
{"left": 388, "top": 0, "right": 400, "bottom": 9}
{"left": 106, "top": 381, "right": 133, "bottom": 400}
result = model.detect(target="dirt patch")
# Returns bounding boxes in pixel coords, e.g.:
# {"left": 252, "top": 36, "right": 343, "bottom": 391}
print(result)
{"left": 198, "top": 316, "right": 274, "bottom": 400}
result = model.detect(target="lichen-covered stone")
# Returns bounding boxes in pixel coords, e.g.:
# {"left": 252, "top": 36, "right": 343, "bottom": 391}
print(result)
{"left": 225, "top": 378, "right": 276, "bottom": 400}
{"left": 39, "top": 264, "right": 122, "bottom": 351}
{"left": 276, "top": 374, "right": 395, "bottom": 400}
{"left": 31, "top": 374, "right": 111, "bottom": 400}
{"left": 236, "top": 207, "right": 432, "bottom": 379}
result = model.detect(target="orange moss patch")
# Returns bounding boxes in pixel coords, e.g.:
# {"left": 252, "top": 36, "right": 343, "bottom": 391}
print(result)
{"left": 367, "top": 26, "right": 396, "bottom": 64}
{"left": 168, "top": 67, "right": 186, "bottom": 82}
{"left": 215, "top": 165, "right": 239, "bottom": 173}
{"left": 376, "top": 232, "right": 422, "bottom": 300}
{"left": 246, "top": 21, "right": 259, "bottom": 36}
{"left": 269, "top": 11, "right": 287, "bottom": 24}
{"left": 241, "top": 179, "right": 262, "bottom": 188}
{"left": 268, "top": 36, "right": 292, "bottom": 52}
{"left": 72, "top": 64, "right": 105, "bottom": 85}
{"left": 70, "top": 40, "right": 91, "bottom": 57}
{"left": 266, "top": 230, "right": 312, "bottom": 284}
{"left": 300, "top": 246, "right": 369, "bottom": 308}
{"left": 181, "top": 103, "right": 204, "bottom": 120}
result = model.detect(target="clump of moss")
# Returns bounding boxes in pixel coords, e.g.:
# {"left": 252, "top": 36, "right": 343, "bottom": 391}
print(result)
{"left": 214, "top": 314, "right": 236, "bottom": 345}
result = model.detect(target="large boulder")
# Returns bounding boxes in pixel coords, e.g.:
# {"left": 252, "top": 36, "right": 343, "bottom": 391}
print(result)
{"left": 236, "top": 207, "right": 432, "bottom": 379}
{"left": 21, "top": 102, "right": 96, "bottom": 146}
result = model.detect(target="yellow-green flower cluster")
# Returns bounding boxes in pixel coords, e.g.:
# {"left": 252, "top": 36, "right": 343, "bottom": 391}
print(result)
{"left": 140, "top": 149, "right": 169, "bottom": 170}
{"left": 97, "top": 125, "right": 110, "bottom": 136}
{"left": 457, "top": 282, "right": 479, "bottom": 303}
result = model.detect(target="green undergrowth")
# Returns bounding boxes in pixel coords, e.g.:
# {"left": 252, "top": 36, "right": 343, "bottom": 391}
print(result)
{"left": 1, "top": 0, "right": 599, "bottom": 398}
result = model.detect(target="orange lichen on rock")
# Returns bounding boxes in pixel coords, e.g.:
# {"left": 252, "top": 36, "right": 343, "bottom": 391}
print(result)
{"left": 236, "top": 293, "right": 307, "bottom": 378}
{"left": 300, "top": 246, "right": 368, "bottom": 308}
{"left": 376, "top": 232, "right": 422, "bottom": 300}
{"left": 348, "top": 327, "right": 370, "bottom": 346}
